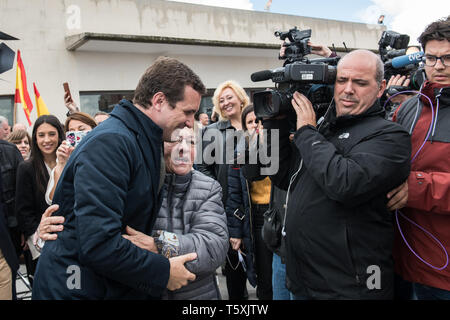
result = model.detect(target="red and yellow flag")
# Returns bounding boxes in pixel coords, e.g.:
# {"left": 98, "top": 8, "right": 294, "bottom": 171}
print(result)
{"left": 33, "top": 83, "right": 50, "bottom": 117}
{"left": 14, "top": 50, "right": 33, "bottom": 126}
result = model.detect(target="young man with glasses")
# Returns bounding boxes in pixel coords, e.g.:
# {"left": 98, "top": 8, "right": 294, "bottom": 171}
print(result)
{"left": 390, "top": 16, "right": 450, "bottom": 300}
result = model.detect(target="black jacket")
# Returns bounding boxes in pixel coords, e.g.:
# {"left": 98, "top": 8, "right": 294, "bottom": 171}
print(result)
{"left": 0, "top": 140, "right": 23, "bottom": 228}
{"left": 265, "top": 101, "right": 411, "bottom": 299}
{"left": 15, "top": 160, "right": 49, "bottom": 238}
{"left": 225, "top": 164, "right": 257, "bottom": 287}
{"left": 242, "top": 146, "right": 288, "bottom": 261}
{"left": 196, "top": 120, "right": 235, "bottom": 206}
{"left": 0, "top": 170, "right": 19, "bottom": 274}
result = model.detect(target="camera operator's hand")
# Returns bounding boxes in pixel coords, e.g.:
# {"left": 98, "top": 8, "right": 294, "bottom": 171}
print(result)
{"left": 291, "top": 91, "right": 317, "bottom": 130}
{"left": 386, "top": 75, "right": 412, "bottom": 105}
{"left": 308, "top": 41, "right": 333, "bottom": 58}
{"left": 279, "top": 41, "right": 287, "bottom": 59}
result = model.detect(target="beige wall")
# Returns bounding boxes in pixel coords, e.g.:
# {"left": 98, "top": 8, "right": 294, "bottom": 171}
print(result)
{"left": 0, "top": 0, "right": 385, "bottom": 121}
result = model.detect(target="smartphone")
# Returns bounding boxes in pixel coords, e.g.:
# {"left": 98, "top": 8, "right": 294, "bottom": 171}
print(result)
{"left": 63, "top": 82, "right": 73, "bottom": 103}
{"left": 66, "top": 131, "right": 88, "bottom": 148}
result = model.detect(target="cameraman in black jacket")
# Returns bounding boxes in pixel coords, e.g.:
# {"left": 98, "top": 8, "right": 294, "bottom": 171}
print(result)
{"left": 263, "top": 50, "right": 411, "bottom": 299}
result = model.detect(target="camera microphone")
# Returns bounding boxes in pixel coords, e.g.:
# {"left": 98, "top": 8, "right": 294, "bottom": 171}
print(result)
{"left": 392, "top": 51, "right": 424, "bottom": 69}
{"left": 251, "top": 70, "right": 273, "bottom": 82}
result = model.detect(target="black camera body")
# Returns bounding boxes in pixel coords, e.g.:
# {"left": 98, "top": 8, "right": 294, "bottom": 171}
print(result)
{"left": 378, "top": 31, "right": 410, "bottom": 58}
{"left": 252, "top": 62, "right": 336, "bottom": 119}
{"left": 276, "top": 27, "right": 312, "bottom": 64}
{"left": 378, "top": 30, "right": 424, "bottom": 91}
{"left": 251, "top": 28, "right": 337, "bottom": 120}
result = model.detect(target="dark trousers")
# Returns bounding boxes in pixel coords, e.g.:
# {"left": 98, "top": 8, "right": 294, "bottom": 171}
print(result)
{"left": 224, "top": 247, "right": 248, "bottom": 300}
{"left": 414, "top": 283, "right": 450, "bottom": 300}
{"left": 23, "top": 251, "right": 37, "bottom": 287}
{"left": 394, "top": 273, "right": 415, "bottom": 300}
{"left": 253, "top": 204, "right": 273, "bottom": 300}
{"left": 394, "top": 273, "right": 450, "bottom": 300}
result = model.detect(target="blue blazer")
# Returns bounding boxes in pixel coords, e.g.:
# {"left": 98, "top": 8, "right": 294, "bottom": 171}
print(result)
{"left": 32, "top": 100, "right": 170, "bottom": 300}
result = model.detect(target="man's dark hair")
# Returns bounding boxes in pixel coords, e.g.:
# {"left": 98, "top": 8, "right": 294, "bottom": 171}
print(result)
{"left": 418, "top": 16, "right": 450, "bottom": 51}
{"left": 133, "top": 56, "right": 206, "bottom": 109}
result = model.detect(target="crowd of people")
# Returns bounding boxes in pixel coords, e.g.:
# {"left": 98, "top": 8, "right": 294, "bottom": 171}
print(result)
{"left": 0, "top": 16, "right": 449, "bottom": 300}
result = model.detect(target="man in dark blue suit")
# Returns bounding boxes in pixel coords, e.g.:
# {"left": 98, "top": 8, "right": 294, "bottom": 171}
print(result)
{"left": 32, "top": 57, "right": 206, "bottom": 299}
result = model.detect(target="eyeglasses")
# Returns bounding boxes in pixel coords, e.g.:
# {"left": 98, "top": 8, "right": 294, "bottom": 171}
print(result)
{"left": 424, "top": 54, "right": 450, "bottom": 67}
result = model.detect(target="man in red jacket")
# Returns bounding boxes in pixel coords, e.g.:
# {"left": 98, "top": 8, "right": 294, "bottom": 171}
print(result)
{"left": 389, "top": 16, "right": 450, "bottom": 300}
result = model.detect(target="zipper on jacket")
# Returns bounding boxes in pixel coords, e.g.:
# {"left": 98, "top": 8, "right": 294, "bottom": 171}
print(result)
{"left": 282, "top": 160, "right": 304, "bottom": 237}
{"left": 346, "top": 225, "right": 361, "bottom": 286}
{"left": 430, "top": 89, "right": 443, "bottom": 144}
{"left": 167, "top": 174, "right": 175, "bottom": 232}
{"left": 245, "top": 179, "right": 255, "bottom": 255}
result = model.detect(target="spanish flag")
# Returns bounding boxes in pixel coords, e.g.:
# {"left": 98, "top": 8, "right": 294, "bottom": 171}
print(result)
{"left": 33, "top": 83, "right": 50, "bottom": 117}
{"left": 14, "top": 50, "right": 33, "bottom": 126}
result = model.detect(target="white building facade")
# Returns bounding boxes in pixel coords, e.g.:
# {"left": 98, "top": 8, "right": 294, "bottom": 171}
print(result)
{"left": 0, "top": 0, "right": 385, "bottom": 124}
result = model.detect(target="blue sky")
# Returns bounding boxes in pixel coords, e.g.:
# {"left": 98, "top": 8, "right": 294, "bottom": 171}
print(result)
{"left": 169, "top": 0, "right": 450, "bottom": 45}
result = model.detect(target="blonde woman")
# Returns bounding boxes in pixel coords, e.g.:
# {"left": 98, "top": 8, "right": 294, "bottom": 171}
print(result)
{"left": 212, "top": 80, "right": 250, "bottom": 130}
{"left": 197, "top": 80, "right": 250, "bottom": 185}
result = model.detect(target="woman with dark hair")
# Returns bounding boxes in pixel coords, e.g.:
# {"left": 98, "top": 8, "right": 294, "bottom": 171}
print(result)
{"left": 45, "top": 112, "right": 97, "bottom": 204}
{"left": 15, "top": 115, "right": 64, "bottom": 284}
{"left": 225, "top": 105, "right": 273, "bottom": 300}
{"left": 197, "top": 80, "right": 256, "bottom": 300}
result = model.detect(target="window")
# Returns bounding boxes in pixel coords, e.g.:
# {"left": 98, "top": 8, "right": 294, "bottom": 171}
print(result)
{"left": 199, "top": 89, "right": 214, "bottom": 117}
{"left": 0, "top": 95, "right": 14, "bottom": 125}
{"left": 79, "top": 91, "right": 134, "bottom": 117}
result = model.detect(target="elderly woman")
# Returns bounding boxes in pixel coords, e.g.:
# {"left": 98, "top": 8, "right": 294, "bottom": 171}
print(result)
{"left": 7, "top": 129, "right": 31, "bottom": 160}
{"left": 38, "top": 127, "right": 229, "bottom": 300}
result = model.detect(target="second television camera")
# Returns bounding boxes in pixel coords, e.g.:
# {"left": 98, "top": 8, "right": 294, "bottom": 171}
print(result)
{"left": 379, "top": 30, "right": 426, "bottom": 92}
{"left": 251, "top": 27, "right": 338, "bottom": 120}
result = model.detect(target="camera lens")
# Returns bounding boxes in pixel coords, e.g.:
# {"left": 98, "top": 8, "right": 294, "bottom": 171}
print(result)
{"left": 254, "top": 90, "right": 282, "bottom": 118}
